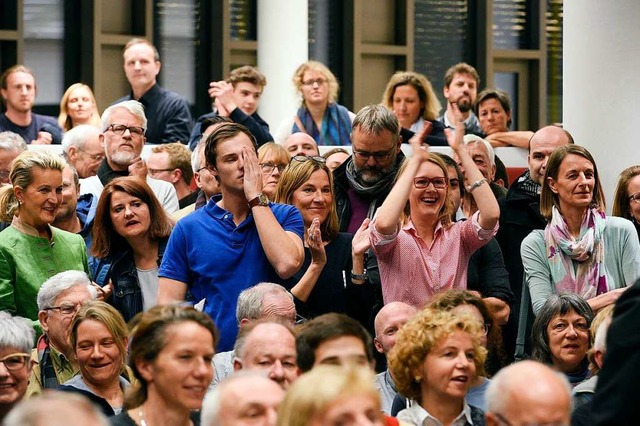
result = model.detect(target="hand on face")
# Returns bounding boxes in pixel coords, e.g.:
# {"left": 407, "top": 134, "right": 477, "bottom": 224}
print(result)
{"left": 242, "top": 146, "right": 263, "bottom": 202}
{"left": 128, "top": 157, "right": 147, "bottom": 180}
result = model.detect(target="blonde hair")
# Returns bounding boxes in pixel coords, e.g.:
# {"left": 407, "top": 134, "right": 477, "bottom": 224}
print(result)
{"left": 381, "top": 71, "right": 442, "bottom": 122}
{"left": 0, "top": 150, "right": 65, "bottom": 222}
{"left": 274, "top": 159, "right": 340, "bottom": 242}
{"left": 293, "top": 61, "right": 339, "bottom": 105}
{"left": 276, "top": 366, "right": 382, "bottom": 426}
{"left": 257, "top": 142, "right": 289, "bottom": 168}
{"left": 58, "top": 83, "right": 101, "bottom": 131}
{"left": 388, "top": 308, "right": 486, "bottom": 401}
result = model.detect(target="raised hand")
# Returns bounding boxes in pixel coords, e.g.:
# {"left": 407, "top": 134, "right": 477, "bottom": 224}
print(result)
{"left": 408, "top": 122, "right": 432, "bottom": 163}
{"left": 352, "top": 217, "right": 372, "bottom": 256}
{"left": 307, "top": 218, "right": 327, "bottom": 265}
{"left": 445, "top": 102, "right": 465, "bottom": 152}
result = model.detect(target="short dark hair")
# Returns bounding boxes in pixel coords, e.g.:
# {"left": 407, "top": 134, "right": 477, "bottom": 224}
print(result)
{"left": 204, "top": 123, "right": 257, "bottom": 169}
{"left": 295, "top": 313, "right": 374, "bottom": 373}
{"left": 200, "top": 116, "right": 233, "bottom": 138}
{"left": 532, "top": 293, "right": 594, "bottom": 365}
{"left": 475, "top": 89, "right": 512, "bottom": 127}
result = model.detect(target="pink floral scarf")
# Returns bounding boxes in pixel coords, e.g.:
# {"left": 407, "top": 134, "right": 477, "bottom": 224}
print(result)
{"left": 545, "top": 206, "right": 608, "bottom": 299}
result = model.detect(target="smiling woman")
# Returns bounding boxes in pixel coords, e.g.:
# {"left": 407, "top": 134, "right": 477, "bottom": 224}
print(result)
{"left": 57, "top": 301, "right": 132, "bottom": 417}
{"left": 275, "top": 157, "right": 371, "bottom": 323}
{"left": 522, "top": 145, "right": 640, "bottom": 315}
{"left": 91, "top": 177, "right": 174, "bottom": 322}
{"left": 0, "top": 151, "right": 90, "bottom": 326}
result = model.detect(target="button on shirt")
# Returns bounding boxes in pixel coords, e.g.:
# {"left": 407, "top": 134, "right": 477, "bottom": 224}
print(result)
{"left": 371, "top": 211, "right": 498, "bottom": 308}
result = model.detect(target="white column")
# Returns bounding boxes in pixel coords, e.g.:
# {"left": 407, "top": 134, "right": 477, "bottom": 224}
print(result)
{"left": 257, "top": 0, "right": 308, "bottom": 138}
{"left": 564, "top": 0, "right": 640, "bottom": 211}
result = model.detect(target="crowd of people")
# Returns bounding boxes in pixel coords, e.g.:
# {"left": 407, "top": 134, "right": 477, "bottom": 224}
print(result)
{"left": 0, "top": 37, "right": 639, "bottom": 425}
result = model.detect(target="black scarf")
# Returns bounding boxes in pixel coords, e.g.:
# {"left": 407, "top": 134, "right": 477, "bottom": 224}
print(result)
{"left": 344, "top": 154, "right": 405, "bottom": 200}
{"left": 97, "top": 160, "right": 129, "bottom": 187}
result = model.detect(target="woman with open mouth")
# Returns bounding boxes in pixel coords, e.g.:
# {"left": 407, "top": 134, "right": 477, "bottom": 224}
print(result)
{"left": 91, "top": 177, "right": 174, "bottom": 322}
{"left": 388, "top": 308, "right": 487, "bottom": 425}
{"left": 370, "top": 104, "right": 500, "bottom": 310}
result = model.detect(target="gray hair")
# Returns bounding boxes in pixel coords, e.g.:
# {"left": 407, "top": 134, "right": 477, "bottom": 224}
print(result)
{"left": 233, "top": 318, "right": 296, "bottom": 361}
{"left": 101, "top": 100, "right": 147, "bottom": 131}
{"left": 532, "top": 293, "right": 594, "bottom": 365}
{"left": 463, "top": 134, "right": 495, "bottom": 167}
{"left": 192, "top": 140, "right": 205, "bottom": 173}
{"left": 351, "top": 104, "right": 400, "bottom": 141}
{"left": 235, "top": 282, "right": 294, "bottom": 323}
{"left": 3, "top": 390, "right": 110, "bottom": 426}
{"left": 37, "top": 270, "right": 96, "bottom": 311}
{"left": 485, "top": 360, "right": 572, "bottom": 415}
{"left": 201, "top": 371, "right": 270, "bottom": 426}
{"left": 64, "top": 162, "right": 80, "bottom": 187}
{"left": 0, "top": 311, "right": 35, "bottom": 353}
{"left": 0, "top": 131, "right": 27, "bottom": 153}
{"left": 61, "top": 125, "right": 102, "bottom": 155}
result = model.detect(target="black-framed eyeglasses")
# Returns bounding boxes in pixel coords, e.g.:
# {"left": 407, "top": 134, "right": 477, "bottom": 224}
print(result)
{"left": 259, "top": 163, "right": 287, "bottom": 175}
{"left": 77, "top": 148, "right": 105, "bottom": 162}
{"left": 629, "top": 192, "right": 640, "bottom": 204}
{"left": 302, "top": 78, "right": 327, "bottom": 86}
{"left": 0, "top": 352, "right": 30, "bottom": 371}
{"left": 106, "top": 124, "right": 145, "bottom": 138}
{"left": 196, "top": 166, "right": 210, "bottom": 174}
{"left": 413, "top": 177, "right": 448, "bottom": 189}
{"left": 291, "top": 155, "right": 326, "bottom": 164}
{"left": 352, "top": 147, "right": 395, "bottom": 162}
{"left": 43, "top": 302, "right": 83, "bottom": 317}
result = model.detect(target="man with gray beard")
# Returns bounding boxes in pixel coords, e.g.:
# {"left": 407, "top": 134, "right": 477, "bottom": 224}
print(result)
{"left": 333, "top": 104, "right": 405, "bottom": 234}
{"left": 79, "top": 100, "right": 179, "bottom": 213}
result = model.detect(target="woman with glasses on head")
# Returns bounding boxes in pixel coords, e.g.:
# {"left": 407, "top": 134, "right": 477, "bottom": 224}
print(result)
{"left": 0, "top": 151, "right": 90, "bottom": 326}
{"left": 275, "top": 155, "right": 371, "bottom": 322}
{"left": 522, "top": 145, "right": 640, "bottom": 316}
{"left": 58, "top": 83, "right": 101, "bottom": 132}
{"left": 110, "top": 305, "right": 217, "bottom": 426}
{"left": 612, "top": 164, "right": 640, "bottom": 240}
{"left": 370, "top": 104, "right": 500, "bottom": 310}
{"left": 275, "top": 61, "right": 354, "bottom": 146}
{"left": 91, "top": 177, "right": 173, "bottom": 322}
{"left": 0, "top": 312, "right": 35, "bottom": 422}
{"left": 257, "top": 142, "right": 290, "bottom": 201}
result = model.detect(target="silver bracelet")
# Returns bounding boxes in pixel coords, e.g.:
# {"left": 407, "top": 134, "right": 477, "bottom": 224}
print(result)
{"left": 466, "top": 178, "right": 488, "bottom": 193}
{"left": 351, "top": 270, "right": 367, "bottom": 281}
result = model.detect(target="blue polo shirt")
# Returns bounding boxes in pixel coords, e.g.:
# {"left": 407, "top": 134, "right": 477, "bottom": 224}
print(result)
{"left": 159, "top": 195, "right": 304, "bottom": 351}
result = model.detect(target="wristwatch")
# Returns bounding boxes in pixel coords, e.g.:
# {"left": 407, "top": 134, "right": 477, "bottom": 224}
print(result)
{"left": 248, "top": 193, "right": 270, "bottom": 208}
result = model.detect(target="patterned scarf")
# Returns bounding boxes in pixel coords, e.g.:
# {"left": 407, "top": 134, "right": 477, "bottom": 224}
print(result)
{"left": 545, "top": 206, "right": 608, "bottom": 299}
{"left": 293, "top": 102, "right": 352, "bottom": 146}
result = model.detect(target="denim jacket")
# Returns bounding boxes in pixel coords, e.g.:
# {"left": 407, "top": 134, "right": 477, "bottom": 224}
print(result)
{"left": 106, "top": 237, "right": 168, "bottom": 323}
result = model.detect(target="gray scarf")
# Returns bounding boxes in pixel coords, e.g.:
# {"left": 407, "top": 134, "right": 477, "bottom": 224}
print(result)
{"left": 345, "top": 157, "right": 403, "bottom": 199}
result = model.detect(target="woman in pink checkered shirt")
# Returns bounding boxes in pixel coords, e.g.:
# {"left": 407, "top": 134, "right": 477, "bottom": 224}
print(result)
{"left": 370, "top": 103, "right": 500, "bottom": 309}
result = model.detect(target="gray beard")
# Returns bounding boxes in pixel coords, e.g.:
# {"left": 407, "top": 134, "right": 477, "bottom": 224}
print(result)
{"left": 109, "top": 151, "right": 137, "bottom": 167}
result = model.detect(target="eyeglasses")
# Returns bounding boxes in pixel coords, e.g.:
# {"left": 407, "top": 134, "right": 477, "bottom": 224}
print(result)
{"left": 291, "top": 155, "right": 326, "bottom": 164}
{"left": 0, "top": 353, "right": 30, "bottom": 371}
{"left": 106, "top": 124, "right": 145, "bottom": 138}
{"left": 629, "top": 192, "right": 640, "bottom": 204}
{"left": 302, "top": 78, "right": 327, "bottom": 86}
{"left": 259, "top": 163, "right": 287, "bottom": 175}
{"left": 148, "top": 168, "right": 175, "bottom": 176}
{"left": 196, "top": 166, "right": 210, "bottom": 174}
{"left": 492, "top": 412, "right": 568, "bottom": 426}
{"left": 413, "top": 177, "right": 448, "bottom": 189}
{"left": 352, "top": 147, "right": 395, "bottom": 162}
{"left": 43, "top": 302, "right": 83, "bottom": 316}
{"left": 482, "top": 323, "right": 491, "bottom": 336}
{"left": 78, "top": 148, "right": 105, "bottom": 162}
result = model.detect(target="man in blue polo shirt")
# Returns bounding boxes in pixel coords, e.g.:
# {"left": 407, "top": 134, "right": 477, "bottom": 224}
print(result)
{"left": 158, "top": 123, "right": 304, "bottom": 351}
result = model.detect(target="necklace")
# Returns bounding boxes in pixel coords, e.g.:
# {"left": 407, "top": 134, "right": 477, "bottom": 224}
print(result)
{"left": 138, "top": 406, "right": 147, "bottom": 426}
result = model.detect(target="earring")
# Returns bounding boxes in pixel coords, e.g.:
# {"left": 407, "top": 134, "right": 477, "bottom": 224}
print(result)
{"left": 414, "top": 376, "right": 422, "bottom": 383}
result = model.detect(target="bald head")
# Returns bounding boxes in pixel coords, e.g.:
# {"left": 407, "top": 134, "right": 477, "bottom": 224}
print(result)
{"left": 374, "top": 302, "right": 417, "bottom": 355}
{"left": 485, "top": 360, "right": 572, "bottom": 426}
{"left": 527, "top": 125, "right": 574, "bottom": 185}
{"left": 283, "top": 133, "right": 319, "bottom": 157}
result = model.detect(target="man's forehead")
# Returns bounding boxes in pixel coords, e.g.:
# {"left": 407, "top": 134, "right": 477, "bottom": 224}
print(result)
{"left": 108, "top": 108, "right": 143, "bottom": 125}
